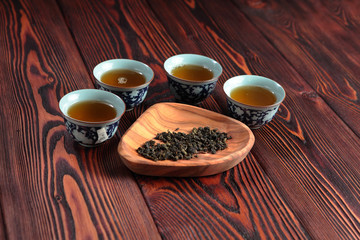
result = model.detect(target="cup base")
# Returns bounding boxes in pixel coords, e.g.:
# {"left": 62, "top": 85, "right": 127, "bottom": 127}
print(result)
{"left": 77, "top": 142, "right": 104, "bottom": 147}
{"left": 174, "top": 98, "right": 203, "bottom": 105}
{"left": 249, "top": 126, "right": 262, "bottom": 130}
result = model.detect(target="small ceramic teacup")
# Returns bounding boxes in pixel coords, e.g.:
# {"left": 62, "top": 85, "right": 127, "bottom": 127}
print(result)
{"left": 93, "top": 59, "right": 154, "bottom": 110}
{"left": 59, "top": 89, "right": 126, "bottom": 147}
{"left": 164, "top": 54, "right": 222, "bottom": 104}
{"left": 223, "top": 75, "right": 285, "bottom": 129}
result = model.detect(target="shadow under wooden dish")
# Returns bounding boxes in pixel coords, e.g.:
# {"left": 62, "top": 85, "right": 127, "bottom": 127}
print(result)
{"left": 118, "top": 102, "right": 255, "bottom": 177}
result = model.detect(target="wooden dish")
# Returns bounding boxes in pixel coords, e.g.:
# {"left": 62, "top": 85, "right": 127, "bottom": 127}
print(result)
{"left": 118, "top": 102, "right": 255, "bottom": 177}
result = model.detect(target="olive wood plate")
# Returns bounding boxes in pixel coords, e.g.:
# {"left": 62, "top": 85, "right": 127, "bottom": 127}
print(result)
{"left": 118, "top": 102, "right": 255, "bottom": 177}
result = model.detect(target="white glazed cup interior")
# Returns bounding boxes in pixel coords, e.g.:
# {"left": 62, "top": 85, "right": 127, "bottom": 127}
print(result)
{"left": 59, "top": 89, "right": 126, "bottom": 125}
{"left": 223, "top": 75, "right": 285, "bottom": 108}
{"left": 93, "top": 59, "right": 154, "bottom": 89}
{"left": 164, "top": 54, "right": 222, "bottom": 83}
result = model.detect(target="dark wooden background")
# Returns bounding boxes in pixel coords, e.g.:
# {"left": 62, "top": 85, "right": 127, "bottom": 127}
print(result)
{"left": 1, "top": 0, "right": 360, "bottom": 239}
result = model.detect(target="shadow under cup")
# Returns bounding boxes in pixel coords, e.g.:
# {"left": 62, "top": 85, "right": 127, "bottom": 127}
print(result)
{"left": 223, "top": 75, "right": 285, "bottom": 129}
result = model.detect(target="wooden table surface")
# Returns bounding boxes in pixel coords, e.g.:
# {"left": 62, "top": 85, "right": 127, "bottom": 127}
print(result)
{"left": 1, "top": 0, "right": 360, "bottom": 239}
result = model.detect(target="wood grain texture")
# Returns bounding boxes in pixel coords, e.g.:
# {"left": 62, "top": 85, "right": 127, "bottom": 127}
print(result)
{"left": 58, "top": 0, "right": 312, "bottom": 238}
{"left": 57, "top": 0, "right": 179, "bottom": 105}
{"left": 237, "top": 0, "right": 360, "bottom": 137}
{"left": 138, "top": 154, "right": 310, "bottom": 239}
{"left": 1, "top": 0, "right": 360, "bottom": 239}
{"left": 141, "top": 0, "right": 360, "bottom": 239}
{"left": 0, "top": 0, "right": 159, "bottom": 239}
{"left": 187, "top": 1, "right": 359, "bottom": 239}
{"left": 181, "top": 1, "right": 360, "bottom": 239}
{"left": 0, "top": 198, "right": 5, "bottom": 240}
{"left": 119, "top": 103, "right": 254, "bottom": 177}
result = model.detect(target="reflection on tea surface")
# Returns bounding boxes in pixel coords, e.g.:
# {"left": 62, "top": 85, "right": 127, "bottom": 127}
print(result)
{"left": 171, "top": 64, "right": 213, "bottom": 81}
{"left": 68, "top": 100, "right": 117, "bottom": 122}
{"left": 230, "top": 86, "right": 276, "bottom": 107}
{"left": 101, "top": 69, "right": 146, "bottom": 87}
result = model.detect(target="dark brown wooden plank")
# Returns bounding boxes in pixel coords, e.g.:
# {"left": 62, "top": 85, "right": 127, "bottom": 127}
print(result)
{"left": 58, "top": 0, "right": 314, "bottom": 239}
{"left": 0, "top": 0, "right": 159, "bottom": 239}
{"left": 236, "top": 0, "right": 360, "bottom": 137}
{"left": 56, "top": 0, "right": 179, "bottom": 104}
{"left": 0, "top": 199, "right": 5, "bottom": 240}
{"left": 134, "top": 0, "right": 360, "bottom": 239}
{"left": 139, "top": 154, "right": 309, "bottom": 239}
{"left": 159, "top": 0, "right": 360, "bottom": 239}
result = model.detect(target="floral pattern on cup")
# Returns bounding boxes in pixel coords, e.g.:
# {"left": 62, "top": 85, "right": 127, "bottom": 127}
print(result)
{"left": 164, "top": 54, "right": 223, "bottom": 105}
{"left": 59, "top": 89, "right": 126, "bottom": 147}
{"left": 223, "top": 75, "right": 285, "bottom": 129}
{"left": 97, "top": 85, "right": 148, "bottom": 110}
{"left": 168, "top": 77, "right": 217, "bottom": 104}
{"left": 226, "top": 100, "right": 279, "bottom": 129}
{"left": 65, "top": 119, "right": 119, "bottom": 147}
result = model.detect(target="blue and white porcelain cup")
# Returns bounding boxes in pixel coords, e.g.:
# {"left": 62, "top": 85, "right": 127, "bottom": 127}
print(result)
{"left": 93, "top": 59, "right": 154, "bottom": 110}
{"left": 164, "top": 54, "right": 222, "bottom": 104}
{"left": 59, "top": 89, "right": 126, "bottom": 147}
{"left": 223, "top": 75, "right": 285, "bottom": 129}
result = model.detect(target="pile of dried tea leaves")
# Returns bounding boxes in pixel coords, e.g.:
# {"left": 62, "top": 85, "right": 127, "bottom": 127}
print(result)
{"left": 136, "top": 127, "right": 232, "bottom": 161}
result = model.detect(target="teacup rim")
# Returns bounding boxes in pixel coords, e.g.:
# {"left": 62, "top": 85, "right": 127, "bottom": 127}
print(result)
{"left": 59, "top": 89, "right": 126, "bottom": 125}
{"left": 223, "top": 75, "right": 286, "bottom": 109}
{"left": 93, "top": 59, "right": 154, "bottom": 90}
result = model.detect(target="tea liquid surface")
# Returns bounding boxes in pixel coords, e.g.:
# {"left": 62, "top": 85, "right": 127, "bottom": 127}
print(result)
{"left": 171, "top": 64, "right": 213, "bottom": 81}
{"left": 68, "top": 100, "right": 117, "bottom": 122}
{"left": 101, "top": 69, "right": 146, "bottom": 87}
{"left": 230, "top": 86, "right": 276, "bottom": 107}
